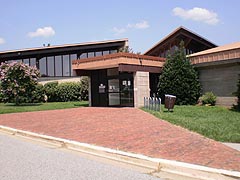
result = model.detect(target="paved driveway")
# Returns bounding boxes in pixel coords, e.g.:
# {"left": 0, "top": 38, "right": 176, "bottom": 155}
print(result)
{"left": 0, "top": 107, "right": 239, "bottom": 172}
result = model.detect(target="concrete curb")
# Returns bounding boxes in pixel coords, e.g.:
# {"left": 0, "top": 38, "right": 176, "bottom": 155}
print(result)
{"left": 0, "top": 125, "right": 239, "bottom": 180}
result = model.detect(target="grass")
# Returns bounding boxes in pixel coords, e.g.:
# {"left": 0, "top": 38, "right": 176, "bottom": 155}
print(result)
{"left": 143, "top": 105, "right": 240, "bottom": 143}
{"left": 0, "top": 101, "right": 88, "bottom": 114}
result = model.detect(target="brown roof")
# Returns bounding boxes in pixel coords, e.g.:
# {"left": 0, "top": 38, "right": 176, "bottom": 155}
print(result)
{"left": 188, "top": 42, "right": 240, "bottom": 57}
{"left": 0, "top": 38, "right": 128, "bottom": 55}
{"left": 72, "top": 52, "right": 165, "bottom": 65}
{"left": 188, "top": 42, "right": 240, "bottom": 65}
{"left": 72, "top": 52, "right": 165, "bottom": 70}
{"left": 144, "top": 26, "right": 217, "bottom": 56}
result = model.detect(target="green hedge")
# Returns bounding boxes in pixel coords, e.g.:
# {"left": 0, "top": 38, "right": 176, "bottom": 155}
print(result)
{"left": 56, "top": 82, "right": 82, "bottom": 102}
{"left": 43, "top": 77, "right": 89, "bottom": 102}
{"left": 31, "top": 84, "right": 45, "bottom": 103}
{"left": 44, "top": 81, "right": 59, "bottom": 102}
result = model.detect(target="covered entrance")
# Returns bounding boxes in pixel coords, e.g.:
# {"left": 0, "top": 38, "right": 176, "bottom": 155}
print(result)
{"left": 90, "top": 68, "right": 134, "bottom": 107}
{"left": 72, "top": 53, "right": 165, "bottom": 107}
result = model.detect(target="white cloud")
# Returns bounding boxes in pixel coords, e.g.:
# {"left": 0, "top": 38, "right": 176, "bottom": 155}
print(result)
{"left": 113, "top": 20, "right": 149, "bottom": 35}
{"left": 0, "top": 37, "right": 5, "bottom": 45}
{"left": 173, "top": 7, "right": 219, "bottom": 25}
{"left": 127, "top": 20, "right": 149, "bottom": 29}
{"left": 28, "top": 26, "right": 55, "bottom": 38}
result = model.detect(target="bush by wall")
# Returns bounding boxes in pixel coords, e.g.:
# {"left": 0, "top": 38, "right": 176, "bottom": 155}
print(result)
{"left": 43, "top": 77, "right": 89, "bottom": 102}
{"left": 56, "top": 82, "right": 81, "bottom": 102}
{"left": 79, "top": 77, "right": 89, "bottom": 101}
{"left": 31, "top": 84, "right": 45, "bottom": 103}
{"left": 43, "top": 81, "right": 59, "bottom": 102}
{"left": 200, "top": 92, "right": 217, "bottom": 106}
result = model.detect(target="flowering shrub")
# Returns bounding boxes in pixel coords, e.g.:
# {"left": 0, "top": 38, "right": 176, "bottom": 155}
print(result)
{"left": 0, "top": 62, "right": 40, "bottom": 105}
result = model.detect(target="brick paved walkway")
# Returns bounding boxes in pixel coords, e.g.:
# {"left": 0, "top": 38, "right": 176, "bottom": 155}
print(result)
{"left": 0, "top": 107, "right": 239, "bottom": 171}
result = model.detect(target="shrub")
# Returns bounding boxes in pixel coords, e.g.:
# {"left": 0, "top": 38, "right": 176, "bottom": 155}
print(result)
{"left": 200, "top": 92, "right": 217, "bottom": 106}
{"left": 56, "top": 82, "right": 81, "bottom": 102}
{"left": 31, "top": 84, "right": 45, "bottom": 103}
{"left": 79, "top": 77, "right": 89, "bottom": 101}
{"left": 158, "top": 41, "right": 201, "bottom": 105}
{"left": 233, "top": 77, "right": 240, "bottom": 111}
{"left": 43, "top": 81, "right": 59, "bottom": 102}
{"left": 0, "top": 62, "right": 40, "bottom": 105}
{"left": 43, "top": 78, "right": 89, "bottom": 102}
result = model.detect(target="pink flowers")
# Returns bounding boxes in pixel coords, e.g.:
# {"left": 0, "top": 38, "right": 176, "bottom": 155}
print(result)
{"left": 0, "top": 61, "right": 41, "bottom": 105}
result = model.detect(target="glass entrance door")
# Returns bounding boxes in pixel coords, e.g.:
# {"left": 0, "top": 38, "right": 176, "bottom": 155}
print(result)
{"left": 107, "top": 68, "right": 134, "bottom": 107}
{"left": 108, "top": 79, "right": 120, "bottom": 106}
{"left": 120, "top": 77, "right": 134, "bottom": 107}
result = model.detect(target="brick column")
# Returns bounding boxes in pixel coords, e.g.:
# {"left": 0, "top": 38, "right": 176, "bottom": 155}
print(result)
{"left": 133, "top": 71, "right": 150, "bottom": 107}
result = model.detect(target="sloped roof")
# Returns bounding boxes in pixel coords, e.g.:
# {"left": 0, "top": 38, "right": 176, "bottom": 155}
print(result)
{"left": 144, "top": 26, "right": 217, "bottom": 56}
{"left": 0, "top": 38, "right": 128, "bottom": 55}
{"left": 0, "top": 38, "right": 128, "bottom": 62}
{"left": 188, "top": 42, "right": 240, "bottom": 57}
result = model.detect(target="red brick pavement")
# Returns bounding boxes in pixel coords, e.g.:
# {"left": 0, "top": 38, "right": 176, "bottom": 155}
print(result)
{"left": 0, "top": 107, "right": 239, "bottom": 171}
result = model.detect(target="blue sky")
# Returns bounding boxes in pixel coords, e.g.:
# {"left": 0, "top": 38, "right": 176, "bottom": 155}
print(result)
{"left": 0, "top": 0, "right": 239, "bottom": 53}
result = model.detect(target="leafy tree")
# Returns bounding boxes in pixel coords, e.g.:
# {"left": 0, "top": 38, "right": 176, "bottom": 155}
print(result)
{"left": 158, "top": 42, "right": 201, "bottom": 105}
{"left": 0, "top": 62, "right": 40, "bottom": 105}
{"left": 237, "top": 78, "right": 240, "bottom": 111}
{"left": 233, "top": 77, "right": 240, "bottom": 111}
{"left": 118, "top": 46, "right": 133, "bottom": 53}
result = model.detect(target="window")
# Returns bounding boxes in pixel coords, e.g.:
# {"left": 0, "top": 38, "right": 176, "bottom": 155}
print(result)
{"left": 95, "top": 51, "right": 102, "bottom": 57}
{"left": 80, "top": 53, "right": 87, "bottom": 59}
{"left": 55, "top": 56, "right": 62, "bottom": 76}
{"left": 103, "top": 51, "right": 109, "bottom": 55}
{"left": 110, "top": 49, "right": 117, "bottom": 54}
{"left": 39, "top": 57, "right": 47, "bottom": 76}
{"left": 63, "top": 55, "right": 70, "bottom": 76}
{"left": 30, "top": 58, "right": 36, "bottom": 67}
{"left": 47, "top": 56, "right": 54, "bottom": 76}
{"left": 23, "top": 58, "right": 30, "bottom": 65}
{"left": 88, "top": 52, "right": 94, "bottom": 58}
{"left": 70, "top": 54, "right": 77, "bottom": 76}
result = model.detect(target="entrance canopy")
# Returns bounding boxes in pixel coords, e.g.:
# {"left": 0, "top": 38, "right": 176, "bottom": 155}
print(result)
{"left": 72, "top": 52, "right": 165, "bottom": 75}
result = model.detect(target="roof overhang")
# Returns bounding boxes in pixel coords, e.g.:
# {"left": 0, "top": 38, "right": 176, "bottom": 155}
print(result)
{"left": 72, "top": 53, "right": 165, "bottom": 73}
{"left": 0, "top": 38, "right": 128, "bottom": 61}
{"left": 188, "top": 42, "right": 240, "bottom": 65}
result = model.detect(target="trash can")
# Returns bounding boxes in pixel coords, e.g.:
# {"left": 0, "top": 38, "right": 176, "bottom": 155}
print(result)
{"left": 164, "top": 94, "right": 176, "bottom": 111}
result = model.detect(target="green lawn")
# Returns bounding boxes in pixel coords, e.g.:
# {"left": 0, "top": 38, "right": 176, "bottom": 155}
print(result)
{"left": 0, "top": 101, "right": 88, "bottom": 114}
{"left": 143, "top": 105, "right": 240, "bottom": 143}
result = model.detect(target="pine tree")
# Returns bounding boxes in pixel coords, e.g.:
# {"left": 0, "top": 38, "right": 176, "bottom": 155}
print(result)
{"left": 158, "top": 41, "right": 201, "bottom": 105}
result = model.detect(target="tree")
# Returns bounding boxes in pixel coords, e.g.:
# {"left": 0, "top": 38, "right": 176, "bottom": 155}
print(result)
{"left": 233, "top": 77, "right": 240, "bottom": 111}
{"left": 0, "top": 62, "right": 40, "bottom": 105}
{"left": 158, "top": 42, "right": 201, "bottom": 105}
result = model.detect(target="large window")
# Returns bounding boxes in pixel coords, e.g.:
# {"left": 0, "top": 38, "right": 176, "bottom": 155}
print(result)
{"left": 47, "top": 56, "right": 54, "bottom": 76}
{"left": 70, "top": 54, "right": 77, "bottom": 76}
{"left": 23, "top": 58, "right": 30, "bottom": 65}
{"left": 80, "top": 53, "right": 87, "bottom": 59}
{"left": 63, "top": 55, "right": 70, "bottom": 76}
{"left": 39, "top": 57, "right": 47, "bottom": 76}
{"left": 87, "top": 52, "right": 94, "bottom": 58}
{"left": 55, "top": 56, "right": 62, "bottom": 76}
{"left": 30, "top": 58, "right": 36, "bottom": 67}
